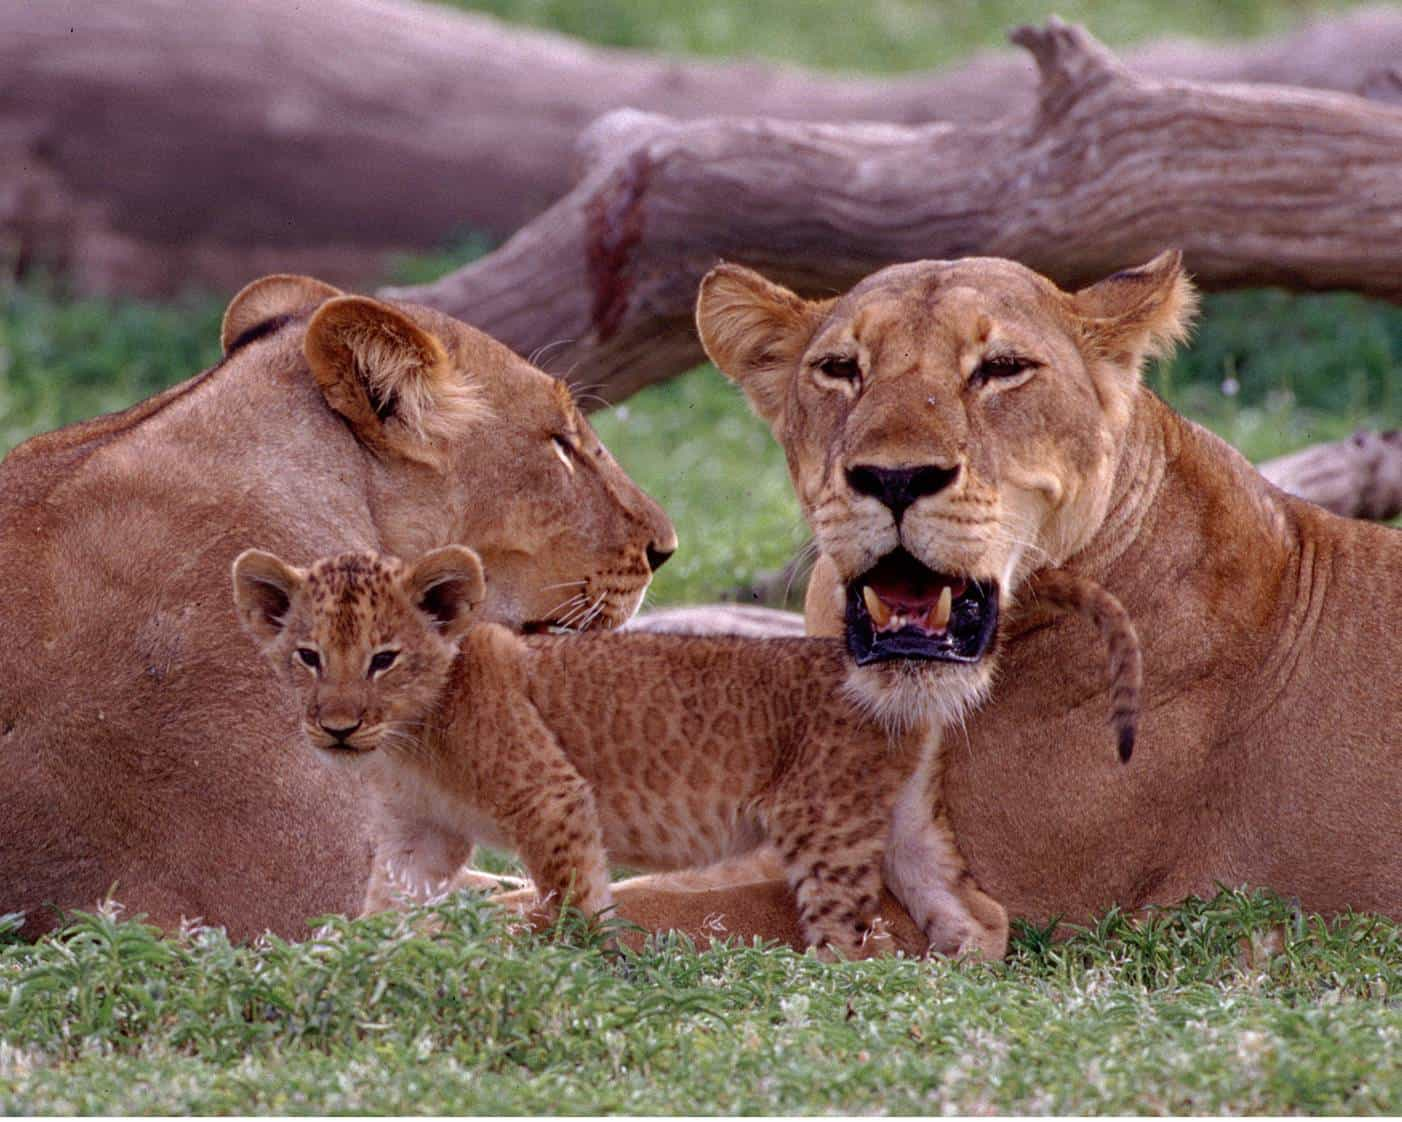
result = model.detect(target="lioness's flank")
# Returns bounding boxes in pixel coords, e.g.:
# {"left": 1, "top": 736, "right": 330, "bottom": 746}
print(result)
{"left": 234, "top": 548, "right": 1143, "bottom": 959}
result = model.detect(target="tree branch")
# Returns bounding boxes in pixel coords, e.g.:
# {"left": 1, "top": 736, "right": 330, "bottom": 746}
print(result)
{"left": 4, "top": 1, "right": 1401, "bottom": 294}
{"left": 386, "top": 19, "right": 1402, "bottom": 404}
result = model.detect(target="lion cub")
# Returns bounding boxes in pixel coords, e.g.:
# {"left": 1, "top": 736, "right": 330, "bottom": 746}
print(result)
{"left": 233, "top": 547, "right": 1139, "bottom": 959}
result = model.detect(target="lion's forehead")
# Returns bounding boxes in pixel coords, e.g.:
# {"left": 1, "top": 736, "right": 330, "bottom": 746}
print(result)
{"left": 827, "top": 260, "right": 1066, "bottom": 350}
{"left": 303, "top": 555, "right": 408, "bottom": 648}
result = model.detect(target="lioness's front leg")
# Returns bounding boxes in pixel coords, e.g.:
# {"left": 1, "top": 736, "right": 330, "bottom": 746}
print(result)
{"left": 884, "top": 805, "right": 1008, "bottom": 960}
{"left": 883, "top": 735, "right": 1008, "bottom": 959}
{"left": 360, "top": 816, "right": 475, "bottom": 914}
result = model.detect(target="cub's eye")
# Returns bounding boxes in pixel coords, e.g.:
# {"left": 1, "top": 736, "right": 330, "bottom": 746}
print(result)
{"left": 814, "top": 355, "right": 862, "bottom": 385}
{"left": 973, "top": 355, "right": 1038, "bottom": 384}
{"left": 295, "top": 648, "right": 321, "bottom": 671}
{"left": 368, "top": 650, "right": 399, "bottom": 676}
{"left": 551, "top": 435, "right": 576, "bottom": 474}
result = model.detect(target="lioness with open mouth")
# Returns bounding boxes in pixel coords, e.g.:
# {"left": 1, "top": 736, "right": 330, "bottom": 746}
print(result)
{"left": 601, "top": 250, "right": 1400, "bottom": 948}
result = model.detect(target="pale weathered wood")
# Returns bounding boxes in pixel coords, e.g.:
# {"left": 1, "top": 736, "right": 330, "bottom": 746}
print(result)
{"left": 386, "top": 19, "right": 1402, "bottom": 407}
{"left": 3, "top": 0, "right": 1402, "bottom": 295}
{"left": 1258, "top": 429, "right": 1402, "bottom": 521}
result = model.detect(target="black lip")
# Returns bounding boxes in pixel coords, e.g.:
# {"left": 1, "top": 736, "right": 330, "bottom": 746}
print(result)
{"left": 844, "top": 552, "right": 1000, "bottom": 667}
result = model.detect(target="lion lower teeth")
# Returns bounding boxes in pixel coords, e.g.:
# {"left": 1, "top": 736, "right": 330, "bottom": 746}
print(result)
{"left": 927, "top": 585, "right": 953, "bottom": 632}
{"left": 862, "top": 585, "right": 892, "bottom": 629}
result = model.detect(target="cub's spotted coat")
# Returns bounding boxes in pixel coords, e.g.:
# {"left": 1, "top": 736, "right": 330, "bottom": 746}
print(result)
{"left": 235, "top": 547, "right": 1140, "bottom": 958}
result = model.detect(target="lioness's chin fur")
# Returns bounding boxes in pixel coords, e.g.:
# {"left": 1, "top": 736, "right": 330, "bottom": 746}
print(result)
{"left": 841, "top": 662, "right": 992, "bottom": 739}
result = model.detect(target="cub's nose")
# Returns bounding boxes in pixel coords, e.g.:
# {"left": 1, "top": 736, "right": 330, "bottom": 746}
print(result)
{"left": 646, "top": 542, "right": 675, "bottom": 572}
{"left": 845, "top": 463, "right": 960, "bottom": 520}
{"left": 318, "top": 717, "right": 362, "bottom": 742}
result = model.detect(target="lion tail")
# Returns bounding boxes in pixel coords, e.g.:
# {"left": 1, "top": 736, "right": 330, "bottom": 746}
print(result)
{"left": 1026, "top": 569, "right": 1143, "bottom": 763}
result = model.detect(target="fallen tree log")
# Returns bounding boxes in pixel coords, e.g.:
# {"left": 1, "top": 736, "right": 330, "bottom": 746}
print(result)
{"left": 3, "top": 1, "right": 1402, "bottom": 295}
{"left": 386, "top": 19, "right": 1402, "bottom": 406}
{"left": 1258, "top": 429, "right": 1402, "bottom": 521}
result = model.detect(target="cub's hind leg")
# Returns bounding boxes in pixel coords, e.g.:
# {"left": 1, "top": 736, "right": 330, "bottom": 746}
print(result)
{"left": 765, "top": 770, "right": 898, "bottom": 960}
{"left": 884, "top": 733, "right": 1008, "bottom": 960}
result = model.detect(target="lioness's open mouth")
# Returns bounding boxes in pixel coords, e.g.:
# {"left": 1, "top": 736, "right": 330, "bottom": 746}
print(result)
{"left": 845, "top": 548, "right": 999, "bottom": 666}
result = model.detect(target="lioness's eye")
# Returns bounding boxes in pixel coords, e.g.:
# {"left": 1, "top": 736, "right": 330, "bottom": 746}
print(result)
{"left": 973, "top": 355, "right": 1038, "bottom": 384}
{"left": 551, "top": 436, "right": 576, "bottom": 474}
{"left": 368, "top": 649, "right": 399, "bottom": 676}
{"left": 295, "top": 648, "right": 321, "bottom": 671}
{"left": 814, "top": 356, "right": 862, "bottom": 385}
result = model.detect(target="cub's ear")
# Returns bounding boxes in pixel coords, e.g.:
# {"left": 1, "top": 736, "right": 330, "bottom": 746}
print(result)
{"left": 221, "top": 274, "right": 343, "bottom": 355}
{"left": 404, "top": 546, "right": 486, "bottom": 641}
{"left": 232, "top": 549, "right": 304, "bottom": 646}
{"left": 695, "top": 264, "right": 828, "bottom": 426}
{"left": 304, "top": 297, "right": 482, "bottom": 464}
{"left": 1071, "top": 250, "right": 1198, "bottom": 373}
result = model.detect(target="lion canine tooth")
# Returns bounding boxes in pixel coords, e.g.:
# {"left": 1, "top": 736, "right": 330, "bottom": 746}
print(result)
{"left": 928, "top": 585, "right": 953, "bottom": 631}
{"left": 862, "top": 585, "right": 892, "bottom": 629}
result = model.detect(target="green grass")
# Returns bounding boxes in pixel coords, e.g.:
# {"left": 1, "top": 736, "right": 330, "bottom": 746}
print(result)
{"left": 450, "top": 0, "right": 1364, "bottom": 74}
{"left": 2, "top": 892, "right": 1398, "bottom": 1113}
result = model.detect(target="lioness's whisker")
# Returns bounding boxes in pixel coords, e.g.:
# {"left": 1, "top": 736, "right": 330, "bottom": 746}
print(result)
{"left": 540, "top": 579, "right": 588, "bottom": 593}
{"left": 527, "top": 338, "right": 577, "bottom": 369}
{"left": 542, "top": 592, "right": 591, "bottom": 624}
{"left": 556, "top": 596, "right": 597, "bottom": 629}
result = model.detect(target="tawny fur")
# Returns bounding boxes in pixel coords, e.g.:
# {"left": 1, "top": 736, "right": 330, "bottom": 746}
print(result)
{"left": 601, "top": 250, "right": 1400, "bottom": 951}
{"left": 1024, "top": 569, "right": 1142, "bottom": 762}
{"left": 235, "top": 549, "right": 1012, "bottom": 960}
{"left": 0, "top": 274, "right": 673, "bottom": 941}
{"left": 235, "top": 548, "right": 1147, "bottom": 960}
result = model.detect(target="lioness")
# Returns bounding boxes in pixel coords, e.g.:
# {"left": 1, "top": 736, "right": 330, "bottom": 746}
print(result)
{"left": 602, "top": 251, "right": 1401, "bottom": 946}
{"left": 0, "top": 275, "right": 674, "bottom": 940}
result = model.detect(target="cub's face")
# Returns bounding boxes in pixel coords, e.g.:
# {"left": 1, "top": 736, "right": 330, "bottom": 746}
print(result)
{"left": 696, "top": 253, "right": 1194, "bottom": 727}
{"left": 232, "top": 548, "right": 483, "bottom": 754}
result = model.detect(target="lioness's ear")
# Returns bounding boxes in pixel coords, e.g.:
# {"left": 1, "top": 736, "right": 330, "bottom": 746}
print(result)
{"left": 1071, "top": 250, "right": 1198, "bottom": 372}
{"left": 405, "top": 546, "right": 486, "bottom": 641}
{"left": 221, "top": 274, "right": 343, "bottom": 355}
{"left": 232, "top": 549, "right": 304, "bottom": 645}
{"left": 304, "top": 296, "right": 482, "bottom": 464}
{"left": 696, "top": 264, "right": 827, "bottom": 426}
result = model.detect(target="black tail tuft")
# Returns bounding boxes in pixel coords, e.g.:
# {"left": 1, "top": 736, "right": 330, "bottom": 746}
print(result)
{"left": 1117, "top": 723, "right": 1135, "bottom": 763}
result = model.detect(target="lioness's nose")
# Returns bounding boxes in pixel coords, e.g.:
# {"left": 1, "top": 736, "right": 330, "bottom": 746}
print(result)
{"left": 319, "top": 717, "right": 362, "bottom": 741}
{"left": 846, "top": 463, "right": 960, "bottom": 520}
{"left": 646, "top": 542, "right": 675, "bottom": 572}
